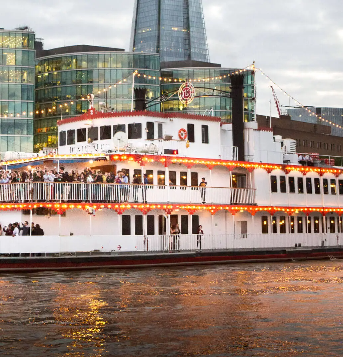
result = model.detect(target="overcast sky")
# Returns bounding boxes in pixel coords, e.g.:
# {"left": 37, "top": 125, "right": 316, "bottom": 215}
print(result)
{"left": 2, "top": 0, "right": 342, "bottom": 117}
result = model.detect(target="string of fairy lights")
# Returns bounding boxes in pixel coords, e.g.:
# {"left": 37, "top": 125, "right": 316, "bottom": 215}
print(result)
{"left": 12, "top": 62, "right": 342, "bottom": 134}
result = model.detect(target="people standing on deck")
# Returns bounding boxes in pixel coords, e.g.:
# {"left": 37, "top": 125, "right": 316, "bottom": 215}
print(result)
{"left": 197, "top": 225, "right": 204, "bottom": 250}
{"left": 199, "top": 177, "right": 207, "bottom": 204}
{"left": 3, "top": 223, "right": 13, "bottom": 236}
{"left": 20, "top": 221, "right": 30, "bottom": 236}
{"left": 132, "top": 174, "right": 140, "bottom": 202}
{"left": 32, "top": 224, "right": 44, "bottom": 236}
{"left": 171, "top": 223, "right": 180, "bottom": 251}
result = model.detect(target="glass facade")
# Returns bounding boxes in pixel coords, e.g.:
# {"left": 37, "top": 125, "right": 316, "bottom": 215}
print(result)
{"left": 160, "top": 68, "right": 256, "bottom": 122}
{"left": 131, "top": 0, "right": 209, "bottom": 63}
{"left": 35, "top": 52, "right": 160, "bottom": 151}
{"left": 288, "top": 107, "right": 343, "bottom": 137}
{"left": 0, "top": 29, "right": 35, "bottom": 153}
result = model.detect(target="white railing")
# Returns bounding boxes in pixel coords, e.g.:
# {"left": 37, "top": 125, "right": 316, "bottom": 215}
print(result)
{"left": 0, "top": 233, "right": 341, "bottom": 255}
{"left": 0, "top": 183, "right": 256, "bottom": 205}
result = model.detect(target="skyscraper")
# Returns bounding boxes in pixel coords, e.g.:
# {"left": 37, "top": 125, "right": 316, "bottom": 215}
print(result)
{"left": 131, "top": 0, "right": 210, "bottom": 63}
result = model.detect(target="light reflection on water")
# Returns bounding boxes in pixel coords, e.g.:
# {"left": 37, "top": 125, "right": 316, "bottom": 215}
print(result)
{"left": 0, "top": 261, "right": 343, "bottom": 356}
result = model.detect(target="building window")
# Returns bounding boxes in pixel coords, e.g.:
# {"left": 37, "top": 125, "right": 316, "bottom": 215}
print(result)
{"left": 289, "top": 177, "right": 295, "bottom": 193}
{"left": 331, "top": 179, "right": 336, "bottom": 195}
{"left": 280, "top": 176, "right": 286, "bottom": 193}
{"left": 339, "top": 180, "right": 343, "bottom": 195}
{"left": 100, "top": 125, "right": 111, "bottom": 140}
{"left": 135, "top": 215, "right": 143, "bottom": 235}
{"left": 146, "top": 122, "right": 154, "bottom": 140}
{"left": 280, "top": 216, "right": 286, "bottom": 233}
{"left": 272, "top": 217, "right": 277, "bottom": 233}
{"left": 314, "top": 217, "right": 320, "bottom": 234}
{"left": 261, "top": 216, "right": 268, "bottom": 234}
{"left": 88, "top": 126, "right": 98, "bottom": 141}
{"left": 187, "top": 124, "right": 195, "bottom": 142}
{"left": 270, "top": 176, "right": 277, "bottom": 193}
{"left": 290, "top": 216, "right": 295, "bottom": 233}
{"left": 201, "top": 125, "right": 209, "bottom": 143}
{"left": 323, "top": 178, "right": 329, "bottom": 194}
{"left": 314, "top": 178, "right": 320, "bottom": 194}
{"left": 113, "top": 124, "right": 125, "bottom": 135}
{"left": 77, "top": 128, "right": 86, "bottom": 142}
{"left": 59, "top": 131, "right": 66, "bottom": 146}
{"left": 297, "top": 217, "right": 303, "bottom": 233}
{"left": 331, "top": 143, "right": 335, "bottom": 151}
{"left": 306, "top": 178, "right": 312, "bottom": 194}
{"left": 67, "top": 130, "right": 75, "bottom": 145}
{"left": 298, "top": 177, "right": 304, "bottom": 194}
{"left": 128, "top": 123, "right": 142, "bottom": 139}
{"left": 122, "top": 215, "right": 131, "bottom": 235}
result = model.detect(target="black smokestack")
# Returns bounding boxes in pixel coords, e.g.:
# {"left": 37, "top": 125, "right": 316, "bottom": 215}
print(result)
{"left": 134, "top": 88, "right": 147, "bottom": 111}
{"left": 230, "top": 73, "right": 245, "bottom": 161}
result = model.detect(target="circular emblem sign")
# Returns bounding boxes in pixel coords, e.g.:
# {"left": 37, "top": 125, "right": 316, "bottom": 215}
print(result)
{"left": 178, "top": 82, "right": 195, "bottom": 105}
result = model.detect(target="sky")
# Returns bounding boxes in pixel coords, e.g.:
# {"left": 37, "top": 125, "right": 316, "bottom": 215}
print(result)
{"left": 2, "top": 0, "right": 343, "bottom": 117}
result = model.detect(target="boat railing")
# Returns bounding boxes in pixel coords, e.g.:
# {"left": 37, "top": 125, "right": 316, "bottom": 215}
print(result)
{"left": 0, "top": 182, "right": 256, "bottom": 205}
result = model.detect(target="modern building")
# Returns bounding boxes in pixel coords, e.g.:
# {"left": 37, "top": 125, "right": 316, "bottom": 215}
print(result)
{"left": 131, "top": 0, "right": 210, "bottom": 63}
{"left": 34, "top": 44, "right": 160, "bottom": 151}
{"left": 0, "top": 27, "right": 35, "bottom": 153}
{"left": 287, "top": 107, "right": 343, "bottom": 137}
{"left": 160, "top": 63, "right": 255, "bottom": 122}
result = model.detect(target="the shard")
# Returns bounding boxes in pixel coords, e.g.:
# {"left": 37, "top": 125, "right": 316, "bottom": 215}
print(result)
{"left": 130, "top": 0, "right": 210, "bottom": 63}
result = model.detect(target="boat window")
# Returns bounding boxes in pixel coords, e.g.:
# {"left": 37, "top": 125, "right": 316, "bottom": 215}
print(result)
{"left": 202, "top": 125, "right": 209, "bottom": 144}
{"left": 134, "top": 169, "right": 142, "bottom": 183}
{"left": 158, "top": 215, "right": 166, "bottom": 235}
{"left": 67, "top": 130, "right": 75, "bottom": 145}
{"left": 290, "top": 216, "right": 295, "bottom": 233}
{"left": 147, "top": 215, "right": 155, "bottom": 235}
{"left": 135, "top": 215, "right": 143, "bottom": 235}
{"left": 339, "top": 180, "right": 343, "bottom": 195}
{"left": 323, "top": 179, "right": 328, "bottom": 194}
{"left": 298, "top": 177, "right": 304, "bottom": 194}
{"left": 272, "top": 217, "right": 277, "bottom": 233}
{"left": 306, "top": 178, "right": 312, "bottom": 194}
{"left": 146, "top": 122, "right": 154, "bottom": 140}
{"left": 297, "top": 217, "right": 303, "bottom": 233}
{"left": 307, "top": 217, "right": 311, "bottom": 233}
{"left": 191, "top": 172, "right": 198, "bottom": 187}
{"left": 280, "top": 176, "right": 286, "bottom": 193}
{"left": 314, "top": 217, "right": 320, "bottom": 234}
{"left": 329, "top": 217, "right": 336, "bottom": 234}
{"left": 169, "top": 171, "right": 176, "bottom": 186}
{"left": 59, "top": 131, "right": 66, "bottom": 146}
{"left": 187, "top": 123, "right": 195, "bottom": 143}
{"left": 157, "top": 171, "right": 165, "bottom": 186}
{"left": 192, "top": 215, "right": 199, "bottom": 234}
{"left": 88, "top": 126, "right": 98, "bottom": 141}
{"left": 181, "top": 215, "right": 188, "bottom": 234}
{"left": 122, "top": 215, "right": 131, "bottom": 235}
{"left": 339, "top": 217, "right": 343, "bottom": 234}
{"left": 158, "top": 123, "right": 163, "bottom": 139}
{"left": 314, "top": 178, "right": 320, "bottom": 194}
{"left": 330, "top": 179, "right": 336, "bottom": 195}
{"left": 146, "top": 170, "right": 153, "bottom": 185}
{"left": 180, "top": 172, "right": 187, "bottom": 186}
{"left": 270, "top": 176, "right": 277, "bottom": 193}
{"left": 113, "top": 124, "right": 126, "bottom": 135}
{"left": 280, "top": 216, "right": 286, "bottom": 234}
{"left": 100, "top": 125, "right": 111, "bottom": 140}
{"left": 77, "top": 128, "right": 86, "bottom": 142}
{"left": 261, "top": 216, "right": 268, "bottom": 234}
{"left": 288, "top": 177, "right": 295, "bottom": 193}
{"left": 128, "top": 123, "right": 142, "bottom": 139}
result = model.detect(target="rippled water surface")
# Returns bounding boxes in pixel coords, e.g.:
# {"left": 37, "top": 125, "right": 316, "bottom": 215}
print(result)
{"left": 1, "top": 261, "right": 343, "bottom": 356}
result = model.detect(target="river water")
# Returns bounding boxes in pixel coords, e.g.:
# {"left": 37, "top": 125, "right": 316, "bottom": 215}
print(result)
{"left": 1, "top": 261, "right": 343, "bottom": 356}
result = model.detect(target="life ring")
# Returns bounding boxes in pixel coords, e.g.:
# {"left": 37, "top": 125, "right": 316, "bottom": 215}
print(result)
{"left": 178, "top": 128, "right": 188, "bottom": 141}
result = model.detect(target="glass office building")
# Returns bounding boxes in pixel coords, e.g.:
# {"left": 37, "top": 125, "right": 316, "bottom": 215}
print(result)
{"left": 160, "top": 67, "right": 256, "bottom": 122}
{"left": 0, "top": 28, "right": 35, "bottom": 153}
{"left": 131, "top": 0, "right": 210, "bottom": 63}
{"left": 35, "top": 47, "right": 160, "bottom": 151}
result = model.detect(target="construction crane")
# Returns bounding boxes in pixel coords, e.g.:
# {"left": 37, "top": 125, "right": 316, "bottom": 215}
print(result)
{"left": 270, "top": 86, "right": 281, "bottom": 118}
